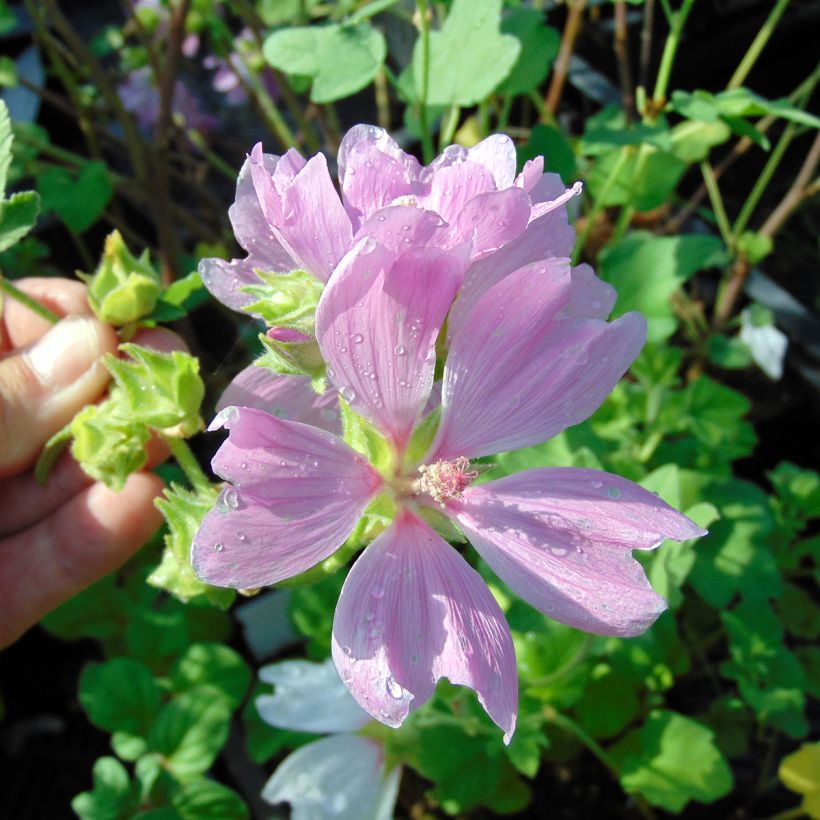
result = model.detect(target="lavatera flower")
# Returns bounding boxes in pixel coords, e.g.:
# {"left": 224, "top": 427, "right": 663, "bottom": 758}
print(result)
{"left": 192, "top": 230, "right": 706, "bottom": 743}
{"left": 257, "top": 658, "right": 400, "bottom": 820}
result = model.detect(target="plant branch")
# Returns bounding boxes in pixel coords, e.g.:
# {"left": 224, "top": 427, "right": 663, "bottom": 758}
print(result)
{"left": 543, "top": 0, "right": 588, "bottom": 117}
{"left": 0, "top": 273, "right": 61, "bottom": 324}
{"left": 415, "top": 0, "right": 434, "bottom": 163}
{"left": 727, "top": 0, "right": 791, "bottom": 90}
{"left": 614, "top": 0, "right": 635, "bottom": 122}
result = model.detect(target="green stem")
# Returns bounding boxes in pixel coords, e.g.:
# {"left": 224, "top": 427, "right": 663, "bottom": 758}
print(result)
{"left": 573, "top": 146, "right": 632, "bottom": 263}
{"left": 0, "top": 274, "right": 61, "bottom": 324}
{"left": 732, "top": 120, "right": 797, "bottom": 236}
{"left": 545, "top": 710, "right": 619, "bottom": 776}
{"left": 700, "top": 161, "right": 734, "bottom": 248}
{"left": 439, "top": 105, "right": 460, "bottom": 149}
{"left": 727, "top": 0, "right": 791, "bottom": 90}
{"left": 651, "top": 0, "right": 697, "bottom": 110}
{"left": 166, "top": 437, "right": 211, "bottom": 493}
{"left": 184, "top": 128, "right": 239, "bottom": 181}
{"left": 415, "top": 0, "right": 434, "bottom": 163}
{"left": 611, "top": 143, "right": 652, "bottom": 243}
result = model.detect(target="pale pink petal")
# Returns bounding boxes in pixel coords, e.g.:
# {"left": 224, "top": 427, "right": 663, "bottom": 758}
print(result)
{"left": 529, "top": 180, "right": 583, "bottom": 221}
{"left": 467, "top": 134, "right": 518, "bottom": 189}
{"left": 514, "top": 156, "right": 544, "bottom": 191}
{"left": 261, "top": 735, "right": 397, "bottom": 820}
{"left": 338, "top": 125, "right": 421, "bottom": 229}
{"left": 191, "top": 406, "right": 381, "bottom": 588}
{"left": 430, "top": 264, "right": 647, "bottom": 461}
{"left": 198, "top": 256, "right": 262, "bottom": 313}
{"left": 445, "top": 187, "right": 531, "bottom": 259}
{"left": 417, "top": 161, "right": 496, "bottom": 224}
{"left": 316, "top": 240, "right": 465, "bottom": 453}
{"left": 216, "top": 366, "right": 341, "bottom": 435}
{"left": 450, "top": 468, "right": 707, "bottom": 636}
{"left": 354, "top": 205, "right": 446, "bottom": 256}
{"left": 332, "top": 510, "right": 517, "bottom": 741}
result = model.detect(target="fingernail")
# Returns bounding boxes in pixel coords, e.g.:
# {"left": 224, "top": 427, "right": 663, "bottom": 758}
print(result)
{"left": 26, "top": 317, "right": 108, "bottom": 388}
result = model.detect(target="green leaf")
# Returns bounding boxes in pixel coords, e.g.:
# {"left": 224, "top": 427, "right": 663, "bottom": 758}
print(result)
{"left": 72, "top": 757, "right": 139, "bottom": 820}
{"left": 412, "top": 0, "right": 520, "bottom": 107}
{"left": 497, "top": 9, "right": 559, "bottom": 95}
{"left": 612, "top": 710, "right": 733, "bottom": 812}
{"left": 37, "top": 160, "right": 112, "bottom": 232}
{"left": 241, "top": 268, "right": 323, "bottom": 334}
{"left": 288, "top": 571, "right": 345, "bottom": 659}
{"left": 714, "top": 87, "right": 820, "bottom": 130}
{"left": 255, "top": 330, "right": 326, "bottom": 383}
{"left": 106, "top": 344, "right": 204, "bottom": 436}
{"left": 707, "top": 333, "right": 753, "bottom": 370}
{"left": 0, "top": 189, "right": 39, "bottom": 252}
{"left": 669, "top": 118, "right": 731, "bottom": 162}
{"left": 145, "top": 271, "right": 206, "bottom": 323}
{"left": 0, "top": 99, "right": 11, "bottom": 195}
{"left": 573, "top": 666, "right": 640, "bottom": 739}
{"left": 338, "top": 396, "right": 392, "bottom": 473}
{"left": 148, "top": 686, "right": 233, "bottom": 781}
{"left": 40, "top": 574, "right": 129, "bottom": 641}
{"left": 263, "top": 22, "right": 386, "bottom": 103}
{"left": 150, "top": 483, "right": 235, "bottom": 608}
{"left": 517, "top": 123, "right": 577, "bottom": 184}
{"left": 170, "top": 643, "right": 251, "bottom": 708}
{"left": 171, "top": 779, "right": 249, "bottom": 820}
{"left": 79, "top": 658, "right": 161, "bottom": 735}
{"left": 721, "top": 600, "right": 808, "bottom": 738}
{"left": 599, "top": 231, "right": 727, "bottom": 342}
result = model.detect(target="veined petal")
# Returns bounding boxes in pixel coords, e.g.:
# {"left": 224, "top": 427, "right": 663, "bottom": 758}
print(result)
{"left": 216, "top": 366, "right": 341, "bottom": 435}
{"left": 191, "top": 406, "right": 381, "bottom": 588}
{"left": 529, "top": 180, "right": 583, "bottom": 221}
{"left": 431, "top": 264, "right": 646, "bottom": 460}
{"left": 446, "top": 187, "right": 532, "bottom": 260}
{"left": 198, "top": 255, "right": 261, "bottom": 313}
{"left": 467, "top": 134, "right": 518, "bottom": 189}
{"left": 257, "top": 658, "right": 370, "bottom": 733}
{"left": 354, "top": 205, "right": 446, "bottom": 256}
{"left": 332, "top": 510, "right": 517, "bottom": 742}
{"left": 261, "top": 734, "right": 398, "bottom": 820}
{"left": 338, "top": 125, "right": 421, "bottom": 230}
{"left": 417, "top": 160, "right": 496, "bottom": 224}
{"left": 277, "top": 153, "right": 354, "bottom": 283}
{"left": 316, "top": 240, "right": 464, "bottom": 452}
{"left": 514, "top": 155, "right": 544, "bottom": 191}
{"left": 451, "top": 468, "right": 707, "bottom": 636}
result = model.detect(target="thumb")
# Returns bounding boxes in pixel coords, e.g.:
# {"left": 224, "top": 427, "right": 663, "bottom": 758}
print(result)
{"left": 0, "top": 316, "right": 118, "bottom": 476}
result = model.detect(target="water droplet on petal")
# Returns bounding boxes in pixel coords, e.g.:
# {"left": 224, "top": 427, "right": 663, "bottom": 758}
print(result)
{"left": 351, "top": 333, "right": 364, "bottom": 344}
{"left": 385, "top": 676, "right": 404, "bottom": 699}
{"left": 590, "top": 479, "right": 603, "bottom": 489}
{"left": 607, "top": 486, "right": 622, "bottom": 499}
{"left": 359, "top": 236, "right": 377, "bottom": 255}
{"left": 371, "top": 585, "right": 384, "bottom": 599}
{"left": 395, "top": 344, "right": 407, "bottom": 356}
{"left": 213, "top": 542, "right": 223, "bottom": 552}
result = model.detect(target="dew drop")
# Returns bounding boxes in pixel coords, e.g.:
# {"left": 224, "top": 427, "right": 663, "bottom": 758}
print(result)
{"left": 359, "top": 235, "right": 377, "bottom": 255}
{"left": 364, "top": 611, "right": 375, "bottom": 622}
{"left": 213, "top": 542, "right": 223, "bottom": 552}
{"left": 237, "top": 532, "right": 248, "bottom": 543}
{"left": 239, "top": 461, "right": 248, "bottom": 470}
{"left": 395, "top": 344, "right": 407, "bottom": 356}
{"left": 385, "top": 676, "right": 404, "bottom": 699}
{"left": 351, "top": 333, "right": 364, "bottom": 344}
{"left": 341, "top": 385, "right": 357, "bottom": 402}
{"left": 371, "top": 585, "right": 384, "bottom": 599}
{"left": 607, "top": 486, "right": 622, "bottom": 499}
{"left": 590, "top": 479, "right": 603, "bottom": 489}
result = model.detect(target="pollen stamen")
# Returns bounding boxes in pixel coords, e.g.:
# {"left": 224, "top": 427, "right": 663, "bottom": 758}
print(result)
{"left": 415, "top": 457, "right": 478, "bottom": 505}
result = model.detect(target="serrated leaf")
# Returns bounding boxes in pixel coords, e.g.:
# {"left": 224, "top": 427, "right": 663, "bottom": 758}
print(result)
{"left": 37, "top": 160, "right": 112, "bottom": 232}
{"left": 412, "top": 0, "right": 520, "bottom": 107}
{"left": 171, "top": 779, "right": 249, "bottom": 820}
{"left": 0, "top": 189, "right": 39, "bottom": 252}
{"left": 241, "top": 268, "right": 323, "bottom": 334}
{"left": 79, "top": 658, "right": 161, "bottom": 735}
{"left": 612, "top": 710, "right": 733, "bottom": 812}
{"left": 263, "top": 23, "right": 386, "bottom": 103}
{"left": 170, "top": 643, "right": 250, "bottom": 708}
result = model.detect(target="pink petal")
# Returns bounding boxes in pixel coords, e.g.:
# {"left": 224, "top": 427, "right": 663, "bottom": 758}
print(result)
{"left": 467, "top": 134, "right": 518, "bottom": 189}
{"left": 529, "top": 180, "right": 583, "bottom": 221}
{"left": 450, "top": 468, "right": 707, "bottom": 636}
{"left": 430, "top": 264, "right": 647, "bottom": 461}
{"left": 338, "top": 125, "right": 421, "bottom": 229}
{"left": 191, "top": 406, "right": 381, "bottom": 588}
{"left": 417, "top": 160, "right": 496, "bottom": 225}
{"left": 354, "top": 205, "right": 446, "bottom": 256}
{"left": 445, "top": 187, "right": 531, "bottom": 260}
{"left": 514, "top": 156, "right": 544, "bottom": 191}
{"left": 332, "top": 510, "right": 517, "bottom": 742}
{"left": 216, "top": 366, "right": 341, "bottom": 435}
{"left": 564, "top": 263, "right": 617, "bottom": 320}
{"left": 316, "top": 240, "right": 465, "bottom": 453}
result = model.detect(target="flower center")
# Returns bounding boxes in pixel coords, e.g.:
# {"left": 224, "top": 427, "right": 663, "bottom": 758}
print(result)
{"left": 414, "top": 457, "right": 478, "bottom": 505}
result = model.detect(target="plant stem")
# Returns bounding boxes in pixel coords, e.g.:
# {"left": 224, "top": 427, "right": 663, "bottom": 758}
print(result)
{"left": 638, "top": 0, "right": 655, "bottom": 92}
{"left": 415, "top": 0, "right": 434, "bottom": 163}
{"left": 727, "top": 0, "right": 791, "bottom": 90}
{"left": 166, "top": 437, "right": 211, "bottom": 493}
{"left": 543, "top": 0, "right": 587, "bottom": 117}
{"left": 374, "top": 66, "right": 391, "bottom": 130}
{"left": 439, "top": 105, "right": 460, "bottom": 149}
{"left": 614, "top": 0, "right": 635, "bottom": 122}
{"left": 651, "top": 0, "right": 696, "bottom": 110}
{"left": 0, "top": 274, "right": 60, "bottom": 324}
{"left": 573, "top": 146, "right": 632, "bottom": 263}
{"left": 700, "top": 161, "right": 733, "bottom": 248}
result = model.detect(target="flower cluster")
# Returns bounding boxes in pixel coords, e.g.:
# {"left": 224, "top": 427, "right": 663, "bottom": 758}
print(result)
{"left": 193, "top": 126, "right": 706, "bottom": 741}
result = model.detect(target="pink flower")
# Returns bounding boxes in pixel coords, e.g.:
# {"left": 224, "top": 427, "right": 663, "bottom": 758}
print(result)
{"left": 198, "top": 125, "right": 581, "bottom": 321}
{"left": 192, "top": 213, "right": 706, "bottom": 741}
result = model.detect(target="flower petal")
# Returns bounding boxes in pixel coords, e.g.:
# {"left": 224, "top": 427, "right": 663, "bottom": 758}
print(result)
{"left": 332, "top": 510, "right": 517, "bottom": 742}
{"left": 191, "top": 406, "right": 380, "bottom": 587}
{"left": 417, "top": 160, "right": 496, "bottom": 224}
{"left": 261, "top": 734, "right": 398, "bottom": 820}
{"left": 216, "top": 366, "right": 341, "bottom": 435}
{"left": 431, "top": 264, "right": 646, "bottom": 460}
{"left": 257, "top": 658, "right": 370, "bottom": 733}
{"left": 316, "top": 240, "right": 465, "bottom": 452}
{"left": 451, "top": 468, "right": 707, "bottom": 636}
{"left": 338, "top": 125, "right": 421, "bottom": 230}
{"left": 467, "top": 133, "right": 518, "bottom": 189}
{"left": 354, "top": 205, "right": 446, "bottom": 256}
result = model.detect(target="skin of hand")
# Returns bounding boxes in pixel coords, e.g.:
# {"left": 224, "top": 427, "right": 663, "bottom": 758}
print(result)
{"left": 0, "top": 277, "right": 179, "bottom": 648}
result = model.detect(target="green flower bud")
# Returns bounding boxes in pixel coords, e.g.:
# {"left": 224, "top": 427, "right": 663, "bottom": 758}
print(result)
{"left": 82, "top": 230, "right": 161, "bottom": 325}
{"left": 242, "top": 268, "right": 324, "bottom": 336}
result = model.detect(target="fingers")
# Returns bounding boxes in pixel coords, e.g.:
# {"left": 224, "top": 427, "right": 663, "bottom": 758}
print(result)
{"left": 0, "top": 471, "right": 165, "bottom": 649}
{"left": 1, "top": 277, "right": 92, "bottom": 352}
{"left": 0, "top": 316, "right": 118, "bottom": 477}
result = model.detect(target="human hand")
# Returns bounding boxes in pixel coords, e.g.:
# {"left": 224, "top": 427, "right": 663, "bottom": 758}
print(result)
{"left": 0, "top": 277, "right": 169, "bottom": 648}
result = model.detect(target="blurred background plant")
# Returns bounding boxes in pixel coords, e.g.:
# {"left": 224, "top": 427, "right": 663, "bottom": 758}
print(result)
{"left": 0, "top": 0, "right": 817, "bottom": 817}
